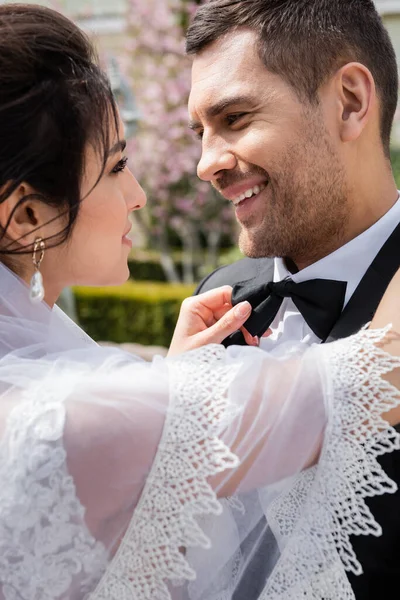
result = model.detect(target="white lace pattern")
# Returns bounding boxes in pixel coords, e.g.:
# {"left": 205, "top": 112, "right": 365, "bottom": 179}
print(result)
{"left": 90, "top": 345, "right": 240, "bottom": 600}
{"left": 2, "top": 326, "right": 399, "bottom": 600}
{"left": 0, "top": 374, "right": 108, "bottom": 600}
{"left": 263, "top": 327, "right": 400, "bottom": 599}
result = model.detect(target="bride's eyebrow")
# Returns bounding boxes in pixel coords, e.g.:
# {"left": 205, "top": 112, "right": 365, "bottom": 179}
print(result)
{"left": 108, "top": 139, "right": 127, "bottom": 156}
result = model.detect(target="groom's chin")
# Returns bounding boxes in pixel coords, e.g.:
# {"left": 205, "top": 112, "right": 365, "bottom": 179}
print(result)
{"left": 238, "top": 230, "right": 275, "bottom": 260}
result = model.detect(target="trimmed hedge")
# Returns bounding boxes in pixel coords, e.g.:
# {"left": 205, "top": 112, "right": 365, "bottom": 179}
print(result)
{"left": 74, "top": 282, "right": 195, "bottom": 347}
{"left": 128, "top": 259, "right": 178, "bottom": 282}
{"left": 391, "top": 149, "right": 400, "bottom": 188}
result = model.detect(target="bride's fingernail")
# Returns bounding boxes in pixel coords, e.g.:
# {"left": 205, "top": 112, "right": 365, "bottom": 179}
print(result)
{"left": 235, "top": 301, "right": 251, "bottom": 318}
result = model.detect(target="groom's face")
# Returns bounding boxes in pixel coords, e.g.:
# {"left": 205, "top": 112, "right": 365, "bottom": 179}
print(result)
{"left": 189, "top": 29, "right": 349, "bottom": 268}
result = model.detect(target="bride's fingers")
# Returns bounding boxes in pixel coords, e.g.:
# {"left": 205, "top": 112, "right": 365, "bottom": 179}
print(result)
{"left": 208, "top": 308, "right": 258, "bottom": 347}
{"left": 261, "top": 328, "right": 273, "bottom": 338}
{"left": 240, "top": 326, "right": 259, "bottom": 347}
{"left": 212, "top": 303, "right": 237, "bottom": 322}
{"left": 204, "top": 303, "right": 247, "bottom": 329}
{"left": 196, "top": 301, "right": 252, "bottom": 345}
{"left": 194, "top": 286, "right": 233, "bottom": 311}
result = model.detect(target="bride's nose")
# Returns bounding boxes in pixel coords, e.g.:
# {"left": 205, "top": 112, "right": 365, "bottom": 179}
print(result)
{"left": 125, "top": 169, "right": 147, "bottom": 211}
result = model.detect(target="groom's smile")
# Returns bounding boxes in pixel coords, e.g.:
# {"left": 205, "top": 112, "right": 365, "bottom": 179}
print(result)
{"left": 214, "top": 175, "right": 270, "bottom": 223}
{"left": 188, "top": 28, "right": 349, "bottom": 269}
{"left": 230, "top": 182, "right": 268, "bottom": 207}
{"left": 232, "top": 181, "right": 270, "bottom": 222}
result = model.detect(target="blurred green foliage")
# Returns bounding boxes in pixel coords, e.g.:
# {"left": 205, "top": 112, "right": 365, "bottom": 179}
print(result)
{"left": 128, "top": 259, "right": 175, "bottom": 282}
{"left": 391, "top": 149, "right": 400, "bottom": 188}
{"left": 127, "top": 248, "right": 242, "bottom": 283}
{"left": 74, "top": 282, "right": 195, "bottom": 347}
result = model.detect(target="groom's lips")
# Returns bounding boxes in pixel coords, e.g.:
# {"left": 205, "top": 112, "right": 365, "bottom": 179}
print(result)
{"left": 218, "top": 178, "right": 269, "bottom": 203}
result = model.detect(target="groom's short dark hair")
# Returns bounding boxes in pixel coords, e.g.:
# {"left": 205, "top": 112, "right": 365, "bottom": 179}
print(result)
{"left": 186, "top": 0, "right": 398, "bottom": 155}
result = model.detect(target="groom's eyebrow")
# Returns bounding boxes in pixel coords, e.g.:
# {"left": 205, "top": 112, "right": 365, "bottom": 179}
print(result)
{"left": 188, "top": 94, "right": 258, "bottom": 130}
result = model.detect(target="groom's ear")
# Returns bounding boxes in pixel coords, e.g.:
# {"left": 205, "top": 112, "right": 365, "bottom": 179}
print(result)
{"left": 332, "top": 62, "right": 376, "bottom": 144}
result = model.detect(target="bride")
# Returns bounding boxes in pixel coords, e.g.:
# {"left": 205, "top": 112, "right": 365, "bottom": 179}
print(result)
{"left": 1, "top": 4, "right": 400, "bottom": 600}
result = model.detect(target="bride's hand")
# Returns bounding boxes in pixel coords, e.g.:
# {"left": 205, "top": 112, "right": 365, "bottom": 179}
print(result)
{"left": 168, "top": 286, "right": 254, "bottom": 356}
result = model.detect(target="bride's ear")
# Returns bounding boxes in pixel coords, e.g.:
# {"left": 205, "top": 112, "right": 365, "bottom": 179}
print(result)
{"left": 0, "top": 183, "right": 58, "bottom": 248}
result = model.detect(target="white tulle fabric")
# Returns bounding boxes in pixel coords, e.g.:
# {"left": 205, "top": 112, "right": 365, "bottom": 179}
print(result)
{"left": 91, "top": 347, "right": 241, "bottom": 600}
{"left": 261, "top": 328, "right": 400, "bottom": 599}
{"left": 0, "top": 263, "right": 399, "bottom": 600}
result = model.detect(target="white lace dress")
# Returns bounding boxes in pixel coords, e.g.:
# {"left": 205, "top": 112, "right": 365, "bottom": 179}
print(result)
{"left": 0, "top": 321, "right": 399, "bottom": 600}
{"left": 0, "top": 254, "right": 399, "bottom": 600}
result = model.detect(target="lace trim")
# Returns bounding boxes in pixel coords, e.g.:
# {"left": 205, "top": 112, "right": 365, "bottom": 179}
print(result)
{"left": 263, "top": 326, "right": 400, "bottom": 599}
{"left": 90, "top": 345, "right": 240, "bottom": 600}
{"left": 0, "top": 373, "right": 108, "bottom": 600}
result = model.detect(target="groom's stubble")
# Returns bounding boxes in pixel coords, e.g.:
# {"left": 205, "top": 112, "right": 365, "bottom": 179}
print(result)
{"left": 237, "top": 108, "right": 350, "bottom": 269}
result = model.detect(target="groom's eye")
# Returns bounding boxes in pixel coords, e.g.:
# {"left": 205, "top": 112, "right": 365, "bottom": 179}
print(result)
{"left": 226, "top": 113, "right": 247, "bottom": 126}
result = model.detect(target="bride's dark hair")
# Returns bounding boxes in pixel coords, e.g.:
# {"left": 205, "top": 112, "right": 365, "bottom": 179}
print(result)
{"left": 0, "top": 3, "right": 119, "bottom": 257}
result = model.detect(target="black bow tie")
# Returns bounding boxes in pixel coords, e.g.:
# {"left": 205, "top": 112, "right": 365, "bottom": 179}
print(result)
{"left": 223, "top": 277, "right": 347, "bottom": 347}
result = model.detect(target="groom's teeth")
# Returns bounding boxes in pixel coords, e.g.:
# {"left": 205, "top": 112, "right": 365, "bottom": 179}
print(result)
{"left": 232, "top": 183, "right": 266, "bottom": 206}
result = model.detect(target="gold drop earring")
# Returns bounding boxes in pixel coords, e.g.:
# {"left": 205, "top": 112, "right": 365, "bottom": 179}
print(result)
{"left": 29, "top": 237, "right": 45, "bottom": 303}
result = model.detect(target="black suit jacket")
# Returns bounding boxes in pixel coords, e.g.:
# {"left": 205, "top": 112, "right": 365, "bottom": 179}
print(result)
{"left": 197, "top": 222, "right": 400, "bottom": 342}
{"left": 194, "top": 223, "right": 400, "bottom": 599}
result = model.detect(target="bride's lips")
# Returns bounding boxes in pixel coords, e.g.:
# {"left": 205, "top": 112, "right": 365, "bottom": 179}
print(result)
{"left": 122, "top": 225, "right": 133, "bottom": 248}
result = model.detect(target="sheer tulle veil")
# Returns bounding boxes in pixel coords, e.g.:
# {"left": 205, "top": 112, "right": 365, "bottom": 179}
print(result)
{"left": 0, "top": 262, "right": 400, "bottom": 600}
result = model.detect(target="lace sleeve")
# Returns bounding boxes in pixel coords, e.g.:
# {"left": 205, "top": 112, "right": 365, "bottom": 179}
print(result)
{"left": 176, "top": 328, "right": 400, "bottom": 600}
{"left": 0, "top": 346, "right": 241, "bottom": 600}
{"left": 261, "top": 326, "right": 400, "bottom": 599}
{"left": 90, "top": 327, "right": 400, "bottom": 600}
{"left": 0, "top": 369, "right": 108, "bottom": 600}
{"left": 2, "top": 328, "right": 400, "bottom": 600}
{"left": 89, "top": 345, "right": 241, "bottom": 600}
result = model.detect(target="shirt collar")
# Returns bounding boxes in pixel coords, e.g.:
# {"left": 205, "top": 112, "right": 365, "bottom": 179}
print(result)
{"left": 273, "top": 194, "right": 400, "bottom": 306}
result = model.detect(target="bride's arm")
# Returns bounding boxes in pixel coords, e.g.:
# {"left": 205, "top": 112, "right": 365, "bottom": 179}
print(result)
{"left": 64, "top": 273, "right": 400, "bottom": 513}
{"left": 211, "top": 267, "right": 400, "bottom": 495}
{"left": 369, "top": 269, "right": 400, "bottom": 425}
{"left": 57, "top": 314, "right": 400, "bottom": 596}
{"left": 6, "top": 280, "right": 399, "bottom": 599}
{"left": 170, "top": 270, "right": 400, "bottom": 496}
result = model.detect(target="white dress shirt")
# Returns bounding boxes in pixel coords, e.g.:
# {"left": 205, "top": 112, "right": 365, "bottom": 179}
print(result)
{"left": 260, "top": 197, "right": 400, "bottom": 351}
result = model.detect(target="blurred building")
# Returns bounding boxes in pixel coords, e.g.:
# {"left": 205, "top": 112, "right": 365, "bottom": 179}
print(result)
{"left": 2, "top": 0, "right": 400, "bottom": 149}
{"left": 377, "top": 1, "right": 400, "bottom": 54}
{"left": 0, "top": 0, "right": 140, "bottom": 137}
{"left": 375, "top": 1, "right": 400, "bottom": 146}
{"left": 1, "top": 0, "right": 129, "bottom": 53}
{"left": 62, "top": 0, "right": 140, "bottom": 138}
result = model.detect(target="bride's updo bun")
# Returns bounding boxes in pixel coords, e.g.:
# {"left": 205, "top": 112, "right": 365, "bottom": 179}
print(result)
{"left": 0, "top": 3, "right": 118, "bottom": 257}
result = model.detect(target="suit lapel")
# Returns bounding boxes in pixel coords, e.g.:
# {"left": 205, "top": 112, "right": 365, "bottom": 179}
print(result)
{"left": 233, "top": 259, "right": 275, "bottom": 291}
{"left": 327, "top": 221, "right": 400, "bottom": 342}
{"left": 250, "top": 258, "right": 275, "bottom": 284}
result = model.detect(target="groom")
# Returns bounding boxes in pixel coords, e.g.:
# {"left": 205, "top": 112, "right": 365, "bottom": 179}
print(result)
{"left": 186, "top": 0, "right": 400, "bottom": 597}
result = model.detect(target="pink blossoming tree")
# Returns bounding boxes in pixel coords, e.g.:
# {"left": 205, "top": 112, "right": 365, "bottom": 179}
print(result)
{"left": 124, "top": 0, "right": 237, "bottom": 282}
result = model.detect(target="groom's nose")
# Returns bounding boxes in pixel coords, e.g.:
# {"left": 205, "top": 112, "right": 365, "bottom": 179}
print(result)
{"left": 197, "top": 138, "right": 237, "bottom": 182}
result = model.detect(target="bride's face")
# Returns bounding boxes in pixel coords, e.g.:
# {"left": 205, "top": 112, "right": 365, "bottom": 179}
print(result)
{"left": 43, "top": 116, "right": 147, "bottom": 295}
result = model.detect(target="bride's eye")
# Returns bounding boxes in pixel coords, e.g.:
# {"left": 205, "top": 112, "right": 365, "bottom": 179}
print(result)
{"left": 111, "top": 156, "right": 128, "bottom": 174}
